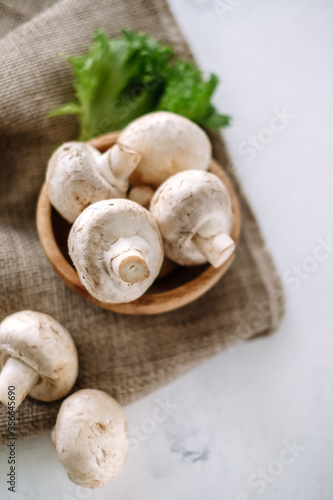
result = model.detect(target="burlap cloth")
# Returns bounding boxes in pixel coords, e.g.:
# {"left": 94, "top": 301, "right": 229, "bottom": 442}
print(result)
{"left": 0, "top": 0, "right": 284, "bottom": 444}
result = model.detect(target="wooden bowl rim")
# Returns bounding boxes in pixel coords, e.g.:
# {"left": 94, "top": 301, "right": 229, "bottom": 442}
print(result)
{"left": 36, "top": 132, "right": 241, "bottom": 315}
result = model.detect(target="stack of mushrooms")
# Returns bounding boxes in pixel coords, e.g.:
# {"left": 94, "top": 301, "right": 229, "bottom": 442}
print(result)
{"left": 46, "top": 111, "right": 236, "bottom": 305}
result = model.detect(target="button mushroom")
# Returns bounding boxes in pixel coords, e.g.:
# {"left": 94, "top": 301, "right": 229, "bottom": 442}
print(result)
{"left": 68, "top": 199, "right": 164, "bottom": 303}
{"left": 118, "top": 111, "right": 212, "bottom": 187}
{"left": 0, "top": 310, "right": 78, "bottom": 409}
{"left": 52, "top": 389, "right": 128, "bottom": 488}
{"left": 150, "top": 170, "right": 235, "bottom": 267}
{"left": 128, "top": 185, "right": 155, "bottom": 209}
{"left": 46, "top": 141, "right": 142, "bottom": 223}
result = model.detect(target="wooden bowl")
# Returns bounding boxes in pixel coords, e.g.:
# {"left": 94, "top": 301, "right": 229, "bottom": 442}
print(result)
{"left": 36, "top": 132, "right": 241, "bottom": 315}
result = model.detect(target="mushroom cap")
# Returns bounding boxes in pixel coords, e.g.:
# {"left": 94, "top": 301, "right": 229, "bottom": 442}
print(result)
{"left": 150, "top": 170, "right": 234, "bottom": 266}
{"left": 53, "top": 389, "right": 128, "bottom": 488}
{"left": 118, "top": 111, "right": 211, "bottom": 187}
{"left": 0, "top": 310, "right": 78, "bottom": 402}
{"left": 46, "top": 142, "right": 127, "bottom": 223}
{"left": 68, "top": 199, "right": 164, "bottom": 303}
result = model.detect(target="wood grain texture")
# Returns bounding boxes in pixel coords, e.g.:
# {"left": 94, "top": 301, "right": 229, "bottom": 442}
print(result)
{"left": 36, "top": 132, "right": 242, "bottom": 315}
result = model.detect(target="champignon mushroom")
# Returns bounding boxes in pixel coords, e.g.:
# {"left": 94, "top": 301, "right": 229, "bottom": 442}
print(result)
{"left": 0, "top": 311, "right": 78, "bottom": 409}
{"left": 52, "top": 389, "right": 128, "bottom": 488}
{"left": 68, "top": 199, "right": 163, "bottom": 303}
{"left": 150, "top": 170, "right": 235, "bottom": 267}
{"left": 46, "top": 141, "right": 142, "bottom": 223}
{"left": 128, "top": 185, "right": 155, "bottom": 209}
{"left": 118, "top": 111, "right": 211, "bottom": 187}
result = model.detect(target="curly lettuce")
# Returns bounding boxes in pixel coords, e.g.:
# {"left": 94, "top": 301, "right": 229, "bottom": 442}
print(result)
{"left": 49, "top": 29, "right": 230, "bottom": 139}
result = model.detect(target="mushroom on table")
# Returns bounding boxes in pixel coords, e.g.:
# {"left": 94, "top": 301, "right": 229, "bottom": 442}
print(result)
{"left": 118, "top": 111, "right": 212, "bottom": 187}
{"left": 0, "top": 310, "right": 78, "bottom": 409}
{"left": 46, "top": 141, "right": 142, "bottom": 223}
{"left": 52, "top": 389, "right": 128, "bottom": 488}
{"left": 150, "top": 170, "right": 235, "bottom": 267}
{"left": 68, "top": 199, "right": 164, "bottom": 303}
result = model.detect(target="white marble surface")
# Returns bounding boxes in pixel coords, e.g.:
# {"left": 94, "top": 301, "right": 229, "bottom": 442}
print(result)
{"left": 1, "top": 0, "right": 333, "bottom": 498}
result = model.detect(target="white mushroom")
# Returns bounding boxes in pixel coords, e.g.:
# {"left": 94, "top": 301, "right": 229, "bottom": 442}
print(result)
{"left": 118, "top": 111, "right": 211, "bottom": 187}
{"left": 128, "top": 185, "right": 155, "bottom": 209}
{"left": 150, "top": 170, "right": 235, "bottom": 267}
{"left": 68, "top": 199, "right": 163, "bottom": 303}
{"left": 0, "top": 311, "right": 78, "bottom": 409}
{"left": 46, "top": 141, "right": 142, "bottom": 223}
{"left": 52, "top": 389, "right": 128, "bottom": 488}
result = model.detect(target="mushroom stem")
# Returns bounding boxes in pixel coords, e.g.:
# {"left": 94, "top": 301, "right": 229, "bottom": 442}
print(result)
{"left": 192, "top": 232, "right": 235, "bottom": 267}
{"left": 112, "top": 250, "right": 150, "bottom": 284}
{"left": 104, "top": 236, "right": 151, "bottom": 284}
{"left": 92, "top": 144, "right": 141, "bottom": 185}
{"left": 128, "top": 185, "right": 155, "bottom": 209}
{"left": 192, "top": 219, "right": 235, "bottom": 267}
{"left": 109, "top": 143, "right": 142, "bottom": 181}
{"left": 0, "top": 357, "right": 39, "bottom": 409}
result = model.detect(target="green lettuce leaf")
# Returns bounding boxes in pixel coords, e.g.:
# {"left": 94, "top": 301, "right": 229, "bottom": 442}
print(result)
{"left": 50, "top": 29, "right": 230, "bottom": 139}
{"left": 157, "top": 59, "right": 230, "bottom": 128}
